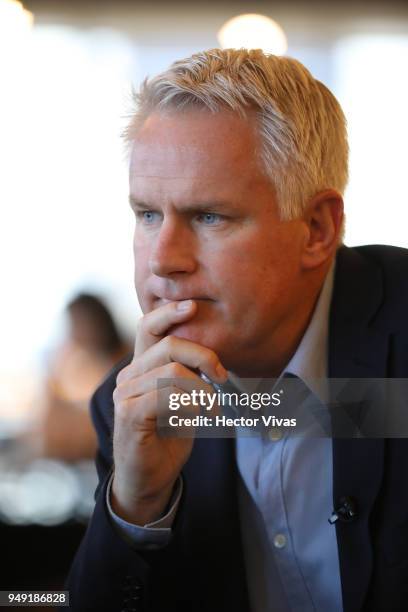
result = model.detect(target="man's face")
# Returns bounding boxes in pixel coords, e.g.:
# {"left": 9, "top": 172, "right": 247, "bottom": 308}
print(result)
{"left": 129, "top": 110, "right": 308, "bottom": 375}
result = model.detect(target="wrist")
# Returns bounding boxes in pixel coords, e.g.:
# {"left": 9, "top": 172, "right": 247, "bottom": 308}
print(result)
{"left": 110, "top": 477, "right": 176, "bottom": 526}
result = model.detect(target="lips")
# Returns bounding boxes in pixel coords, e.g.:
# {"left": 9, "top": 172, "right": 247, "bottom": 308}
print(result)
{"left": 154, "top": 296, "right": 212, "bottom": 306}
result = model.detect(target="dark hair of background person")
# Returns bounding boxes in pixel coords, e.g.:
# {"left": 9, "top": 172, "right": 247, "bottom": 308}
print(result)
{"left": 67, "top": 293, "right": 125, "bottom": 356}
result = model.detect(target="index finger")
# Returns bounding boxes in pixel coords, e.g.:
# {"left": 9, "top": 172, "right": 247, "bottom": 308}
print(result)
{"left": 134, "top": 299, "right": 197, "bottom": 358}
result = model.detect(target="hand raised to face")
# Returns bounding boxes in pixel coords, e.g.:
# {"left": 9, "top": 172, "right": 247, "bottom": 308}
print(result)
{"left": 111, "top": 299, "right": 227, "bottom": 526}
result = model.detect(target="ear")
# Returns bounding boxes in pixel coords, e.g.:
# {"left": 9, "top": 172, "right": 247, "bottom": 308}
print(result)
{"left": 300, "top": 189, "right": 344, "bottom": 270}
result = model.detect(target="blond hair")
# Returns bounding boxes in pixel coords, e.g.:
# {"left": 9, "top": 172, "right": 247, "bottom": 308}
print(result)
{"left": 124, "top": 48, "right": 348, "bottom": 220}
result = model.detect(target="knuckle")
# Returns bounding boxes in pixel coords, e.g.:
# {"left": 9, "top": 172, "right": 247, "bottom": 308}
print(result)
{"left": 117, "top": 360, "right": 142, "bottom": 384}
{"left": 136, "top": 314, "right": 147, "bottom": 333}
{"left": 112, "top": 386, "right": 120, "bottom": 403}
{"left": 201, "top": 348, "right": 219, "bottom": 370}
{"left": 167, "top": 361, "right": 185, "bottom": 378}
{"left": 116, "top": 364, "right": 131, "bottom": 385}
{"left": 114, "top": 396, "right": 135, "bottom": 418}
{"left": 136, "top": 310, "right": 155, "bottom": 338}
{"left": 116, "top": 370, "right": 125, "bottom": 385}
{"left": 113, "top": 387, "right": 126, "bottom": 409}
{"left": 162, "top": 335, "right": 176, "bottom": 352}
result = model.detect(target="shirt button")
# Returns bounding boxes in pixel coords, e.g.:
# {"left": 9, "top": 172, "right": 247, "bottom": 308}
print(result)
{"left": 268, "top": 428, "right": 282, "bottom": 441}
{"left": 273, "top": 533, "right": 287, "bottom": 549}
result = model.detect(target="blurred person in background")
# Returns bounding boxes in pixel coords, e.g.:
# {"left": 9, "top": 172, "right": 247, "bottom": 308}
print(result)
{"left": 33, "top": 293, "right": 130, "bottom": 461}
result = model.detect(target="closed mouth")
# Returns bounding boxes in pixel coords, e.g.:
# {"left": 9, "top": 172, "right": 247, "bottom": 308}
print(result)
{"left": 155, "top": 296, "right": 212, "bottom": 304}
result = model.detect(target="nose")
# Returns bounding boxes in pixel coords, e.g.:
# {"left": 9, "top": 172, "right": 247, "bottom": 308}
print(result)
{"left": 149, "top": 218, "right": 197, "bottom": 277}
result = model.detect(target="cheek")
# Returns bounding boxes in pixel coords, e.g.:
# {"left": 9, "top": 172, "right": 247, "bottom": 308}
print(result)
{"left": 133, "top": 246, "right": 151, "bottom": 310}
{"left": 220, "top": 262, "right": 284, "bottom": 328}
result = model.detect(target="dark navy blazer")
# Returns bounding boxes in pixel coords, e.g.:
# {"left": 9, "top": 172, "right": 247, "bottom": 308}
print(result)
{"left": 66, "top": 245, "right": 408, "bottom": 612}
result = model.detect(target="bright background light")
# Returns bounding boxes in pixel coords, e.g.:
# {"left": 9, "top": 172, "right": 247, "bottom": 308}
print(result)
{"left": 334, "top": 35, "right": 408, "bottom": 246}
{"left": 0, "top": 0, "right": 33, "bottom": 33}
{"left": 218, "top": 13, "right": 288, "bottom": 55}
{"left": 0, "top": 26, "right": 140, "bottom": 425}
{"left": 0, "top": 0, "right": 33, "bottom": 74}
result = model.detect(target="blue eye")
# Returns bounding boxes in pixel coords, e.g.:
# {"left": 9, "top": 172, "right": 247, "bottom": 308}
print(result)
{"left": 198, "top": 212, "right": 222, "bottom": 225}
{"left": 137, "top": 211, "right": 160, "bottom": 224}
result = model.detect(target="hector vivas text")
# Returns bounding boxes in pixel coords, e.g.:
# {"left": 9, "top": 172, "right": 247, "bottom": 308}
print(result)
{"left": 165, "top": 387, "right": 297, "bottom": 430}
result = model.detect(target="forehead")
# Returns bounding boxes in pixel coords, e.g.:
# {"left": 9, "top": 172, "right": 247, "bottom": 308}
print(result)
{"left": 129, "top": 110, "right": 262, "bottom": 188}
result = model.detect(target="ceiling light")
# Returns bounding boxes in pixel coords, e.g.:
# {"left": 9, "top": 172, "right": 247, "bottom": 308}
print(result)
{"left": 218, "top": 13, "right": 287, "bottom": 56}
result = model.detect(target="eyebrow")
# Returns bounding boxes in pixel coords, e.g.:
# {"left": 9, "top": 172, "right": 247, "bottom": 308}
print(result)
{"left": 128, "top": 194, "right": 235, "bottom": 213}
{"left": 128, "top": 195, "right": 152, "bottom": 210}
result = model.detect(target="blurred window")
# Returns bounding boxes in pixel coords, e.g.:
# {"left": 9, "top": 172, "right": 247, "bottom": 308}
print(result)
{"left": 333, "top": 35, "right": 408, "bottom": 247}
{"left": 1, "top": 26, "right": 139, "bottom": 428}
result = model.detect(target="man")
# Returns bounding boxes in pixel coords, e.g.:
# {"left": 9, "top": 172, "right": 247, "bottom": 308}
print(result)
{"left": 67, "top": 49, "right": 408, "bottom": 612}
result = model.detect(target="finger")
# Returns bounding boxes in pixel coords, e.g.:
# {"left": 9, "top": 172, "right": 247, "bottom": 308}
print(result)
{"left": 119, "top": 335, "right": 228, "bottom": 385}
{"left": 115, "top": 386, "right": 199, "bottom": 429}
{"left": 134, "top": 300, "right": 197, "bottom": 357}
{"left": 115, "top": 385, "right": 216, "bottom": 441}
{"left": 114, "top": 362, "right": 215, "bottom": 402}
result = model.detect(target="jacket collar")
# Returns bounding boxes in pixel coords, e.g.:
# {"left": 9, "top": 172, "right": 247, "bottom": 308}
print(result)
{"left": 329, "top": 245, "right": 387, "bottom": 378}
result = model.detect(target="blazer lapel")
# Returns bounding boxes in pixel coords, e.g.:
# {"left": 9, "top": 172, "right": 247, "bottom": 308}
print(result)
{"left": 329, "top": 246, "right": 389, "bottom": 612}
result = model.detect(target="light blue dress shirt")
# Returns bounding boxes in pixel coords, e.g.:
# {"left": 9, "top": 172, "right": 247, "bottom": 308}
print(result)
{"left": 107, "top": 263, "right": 343, "bottom": 611}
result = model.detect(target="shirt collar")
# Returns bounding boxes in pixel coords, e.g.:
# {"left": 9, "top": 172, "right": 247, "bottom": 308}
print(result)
{"left": 283, "top": 260, "right": 335, "bottom": 402}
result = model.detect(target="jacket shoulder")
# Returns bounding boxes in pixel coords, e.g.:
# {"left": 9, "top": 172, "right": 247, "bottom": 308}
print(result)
{"left": 354, "top": 244, "right": 408, "bottom": 277}
{"left": 343, "top": 244, "right": 408, "bottom": 329}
